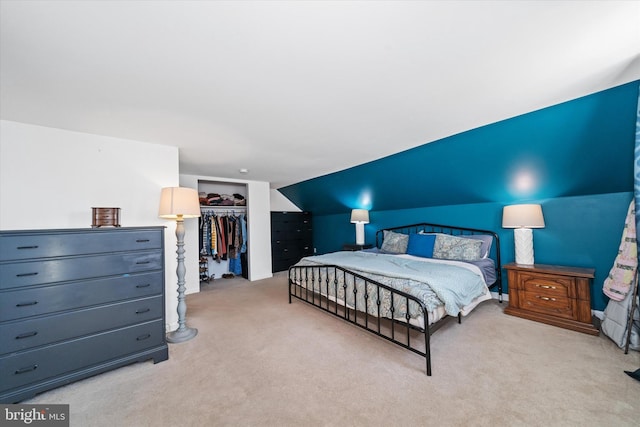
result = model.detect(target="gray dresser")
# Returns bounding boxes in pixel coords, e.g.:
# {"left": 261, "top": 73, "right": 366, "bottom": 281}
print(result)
{"left": 0, "top": 227, "right": 169, "bottom": 403}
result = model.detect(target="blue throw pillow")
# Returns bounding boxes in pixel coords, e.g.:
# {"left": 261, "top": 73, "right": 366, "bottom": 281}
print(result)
{"left": 406, "top": 233, "right": 436, "bottom": 258}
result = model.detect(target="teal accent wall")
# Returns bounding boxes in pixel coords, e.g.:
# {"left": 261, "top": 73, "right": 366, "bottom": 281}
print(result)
{"left": 279, "top": 81, "right": 640, "bottom": 311}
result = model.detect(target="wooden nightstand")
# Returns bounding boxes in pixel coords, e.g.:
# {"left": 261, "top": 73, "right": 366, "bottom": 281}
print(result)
{"left": 504, "top": 263, "right": 598, "bottom": 335}
{"left": 342, "top": 244, "right": 373, "bottom": 251}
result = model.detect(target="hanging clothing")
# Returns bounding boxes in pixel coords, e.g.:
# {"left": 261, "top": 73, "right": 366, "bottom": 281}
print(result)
{"left": 197, "top": 210, "right": 247, "bottom": 276}
{"left": 602, "top": 286, "right": 639, "bottom": 351}
{"left": 240, "top": 214, "right": 247, "bottom": 254}
{"left": 601, "top": 198, "right": 640, "bottom": 351}
{"left": 603, "top": 200, "right": 638, "bottom": 301}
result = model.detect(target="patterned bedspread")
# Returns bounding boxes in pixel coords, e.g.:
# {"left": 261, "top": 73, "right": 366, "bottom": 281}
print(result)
{"left": 292, "top": 251, "right": 490, "bottom": 322}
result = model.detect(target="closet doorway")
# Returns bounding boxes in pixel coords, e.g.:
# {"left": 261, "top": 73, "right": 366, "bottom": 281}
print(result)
{"left": 198, "top": 180, "right": 248, "bottom": 289}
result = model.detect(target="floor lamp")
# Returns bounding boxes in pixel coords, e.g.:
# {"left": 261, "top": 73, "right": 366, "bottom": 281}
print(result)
{"left": 159, "top": 187, "right": 201, "bottom": 343}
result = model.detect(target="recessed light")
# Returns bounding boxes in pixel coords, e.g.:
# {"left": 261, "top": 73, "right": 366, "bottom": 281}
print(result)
{"left": 239, "top": 168, "right": 249, "bottom": 174}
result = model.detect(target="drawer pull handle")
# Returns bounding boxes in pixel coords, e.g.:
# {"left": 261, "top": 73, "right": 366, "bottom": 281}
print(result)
{"left": 136, "top": 239, "right": 150, "bottom": 243}
{"left": 136, "top": 261, "right": 150, "bottom": 265}
{"left": 536, "top": 284, "right": 556, "bottom": 289}
{"left": 16, "top": 245, "right": 39, "bottom": 250}
{"left": 537, "top": 296, "right": 556, "bottom": 301}
{"left": 16, "top": 272, "right": 38, "bottom": 277}
{"left": 136, "top": 283, "right": 151, "bottom": 288}
{"left": 16, "top": 301, "right": 38, "bottom": 307}
{"left": 15, "top": 365, "right": 38, "bottom": 374}
{"left": 16, "top": 331, "right": 38, "bottom": 339}
{"left": 136, "top": 333, "right": 151, "bottom": 341}
{"left": 136, "top": 308, "right": 151, "bottom": 314}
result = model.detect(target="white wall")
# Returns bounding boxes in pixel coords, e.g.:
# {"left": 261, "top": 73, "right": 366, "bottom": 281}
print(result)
{"left": 0, "top": 120, "right": 182, "bottom": 332}
{"left": 180, "top": 174, "right": 273, "bottom": 295}
{"left": 270, "top": 189, "right": 301, "bottom": 212}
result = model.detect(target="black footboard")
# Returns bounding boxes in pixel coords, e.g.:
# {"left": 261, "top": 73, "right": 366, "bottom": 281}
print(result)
{"left": 289, "top": 265, "right": 437, "bottom": 375}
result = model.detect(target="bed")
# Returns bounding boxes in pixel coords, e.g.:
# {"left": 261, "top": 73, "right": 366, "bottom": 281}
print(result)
{"left": 288, "top": 222, "right": 502, "bottom": 375}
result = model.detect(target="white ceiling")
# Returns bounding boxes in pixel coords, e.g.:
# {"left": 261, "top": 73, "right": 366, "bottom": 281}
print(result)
{"left": 1, "top": 1, "right": 639, "bottom": 189}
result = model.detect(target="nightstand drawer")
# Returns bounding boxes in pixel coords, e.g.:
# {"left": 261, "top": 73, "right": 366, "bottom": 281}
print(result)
{"left": 520, "top": 273, "right": 573, "bottom": 299}
{"left": 521, "top": 291, "right": 575, "bottom": 319}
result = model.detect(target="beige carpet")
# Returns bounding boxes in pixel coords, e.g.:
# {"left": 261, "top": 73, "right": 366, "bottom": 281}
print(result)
{"left": 25, "top": 273, "right": 640, "bottom": 426}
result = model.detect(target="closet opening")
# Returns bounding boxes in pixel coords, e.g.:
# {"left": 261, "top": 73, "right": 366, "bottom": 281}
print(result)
{"left": 197, "top": 180, "right": 248, "bottom": 290}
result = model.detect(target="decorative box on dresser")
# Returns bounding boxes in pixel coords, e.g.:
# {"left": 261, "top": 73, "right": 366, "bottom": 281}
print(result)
{"left": 504, "top": 263, "right": 598, "bottom": 335}
{"left": 271, "top": 211, "right": 313, "bottom": 273}
{"left": 0, "top": 227, "right": 169, "bottom": 403}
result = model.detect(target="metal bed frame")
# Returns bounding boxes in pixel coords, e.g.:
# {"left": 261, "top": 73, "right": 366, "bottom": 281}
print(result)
{"left": 288, "top": 223, "right": 502, "bottom": 376}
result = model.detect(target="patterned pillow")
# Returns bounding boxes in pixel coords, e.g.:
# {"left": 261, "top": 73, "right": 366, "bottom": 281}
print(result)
{"left": 460, "top": 234, "right": 493, "bottom": 258}
{"left": 433, "top": 234, "right": 483, "bottom": 261}
{"left": 380, "top": 230, "right": 409, "bottom": 254}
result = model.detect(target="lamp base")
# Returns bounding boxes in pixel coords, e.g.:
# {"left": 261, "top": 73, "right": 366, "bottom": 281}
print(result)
{"left": 166, "top": 326, "right": 198, "bottom": 344}
{"left": 514, "top": 228, "right": 535, "bottom": 265}
{"left": 355, "top": 222, "right": 365, "bottom": 246}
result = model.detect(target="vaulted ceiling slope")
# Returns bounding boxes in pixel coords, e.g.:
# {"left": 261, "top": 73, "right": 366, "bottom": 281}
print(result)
{"left": 279, "top": 81, "right": 639, "bottom": 215}
{"left": 1, "top": 1, "right": 639, "bottom": 188}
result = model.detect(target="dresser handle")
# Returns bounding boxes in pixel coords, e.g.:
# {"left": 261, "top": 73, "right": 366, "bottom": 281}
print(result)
{"left": 536, "top": 284, "right": 556, "bottom": 289}
{"left": 136, "top": 308, "right": 151, "bottom": 314}
{"left": 136, "top": 333, "right": 151, "bottom": 341}
{"left": 136, "top": 239, "right": 150, "bottom": 243}
{"left": 16, "top": 331, "right": 38, "bottom": 339}
{"left": 16, "top": 245, "right": 39, "bottom": 250}
{"left": 537, "top": 296, "right": 556, "bottom": 301}
{"left": 136, "top": 283, "right": 151, "bottom": 288}
{"left": 16, "top": 272, "right": 38, "bottom": 277}
{"left": 136, "top": 261, "right": 150, "bottom": 265}
{"left": 15, "top": 365, "right": 38, "bottom": 374}
{"left": 16, "top": 301, "right": 38, "bottom": 307}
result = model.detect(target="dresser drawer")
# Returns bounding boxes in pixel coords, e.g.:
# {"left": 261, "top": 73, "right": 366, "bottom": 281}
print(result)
{"left": 0, "top": 320, "right": 165, "bottom": 392}
{"left": 0, "top": 251, "right": 162, "bottom": 290}
{"left": 0, "top": 271, "right": 163, "bottom": 321}
{"left": 1, "top": 296, "right": 163, "bottom": 354}
{"left": 0, "top": 229, "right": 162, "bottom": 261}
{"left": 271, "top": 228, "right": 313, "bottom": 242}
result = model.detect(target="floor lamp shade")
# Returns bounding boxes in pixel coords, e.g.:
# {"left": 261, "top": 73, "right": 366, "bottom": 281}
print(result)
{"left": 159, "top": 187, "right": 201, "bottom": 343}
{"left": 502, "top": 204, "right": 545, "bottom": 265}
{"left": 158, "top": 187, "right": 201, "bottom": 219}
{"left": 350, "top": 209, "right": 369, "bottom": 246}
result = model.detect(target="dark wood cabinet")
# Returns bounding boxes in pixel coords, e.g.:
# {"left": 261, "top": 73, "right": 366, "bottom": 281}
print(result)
{"left": 504, "top": 263, "right": 598, "bottom": 335}
{"left": 0, "top": 227, "right": 168, "bottom": 403}
{"left": 342, "top": 244, "right": 373, "bottom": 251}
{"left": 271, "top": 211, "right": 313, "bottom": 272}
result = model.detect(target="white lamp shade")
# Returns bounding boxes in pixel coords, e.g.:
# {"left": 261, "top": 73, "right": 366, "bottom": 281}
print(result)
{"left": 502, "top": 204, "right": 545, "bottom": 228}
{"left": 350, "top": 209, "right": 369, "bottom": 224}
{"left": 158, "top": 187, "right": 201, "bottom": 219}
